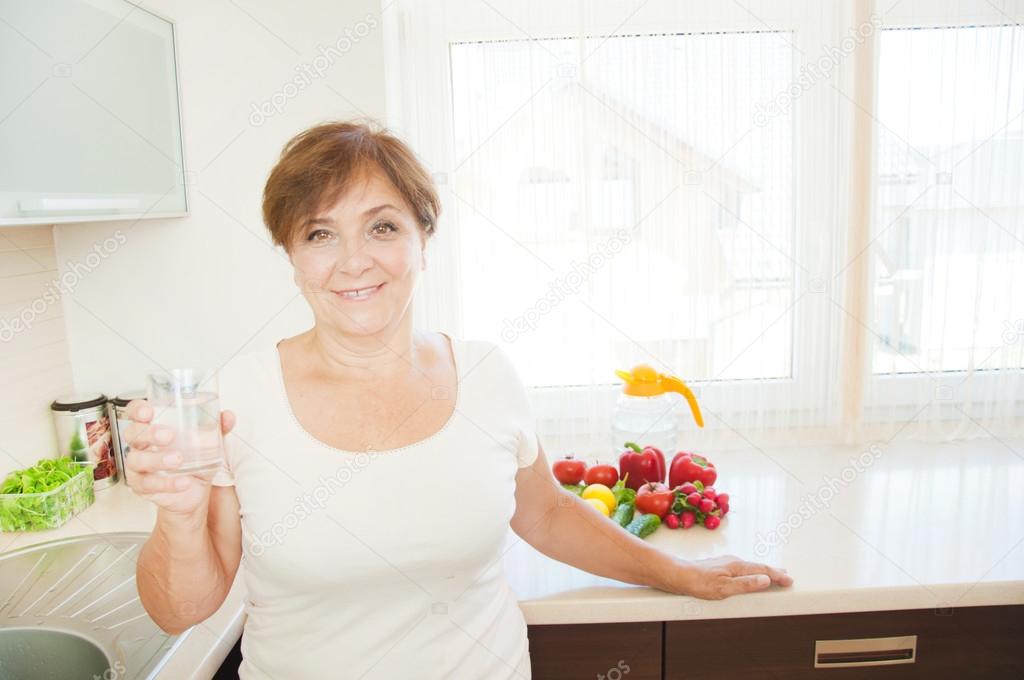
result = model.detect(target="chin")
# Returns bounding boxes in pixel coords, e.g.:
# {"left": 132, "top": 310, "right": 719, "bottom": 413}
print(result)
{"left": 333, "top": 314, "right": 393, "bottom": 335}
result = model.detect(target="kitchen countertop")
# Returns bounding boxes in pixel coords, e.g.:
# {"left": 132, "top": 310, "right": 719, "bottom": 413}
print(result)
{"left": 2, "top": 438, "right": 1022, "bottom": 676}
{"left": 506, "top": 437, "right": 1024, "bottom": 624}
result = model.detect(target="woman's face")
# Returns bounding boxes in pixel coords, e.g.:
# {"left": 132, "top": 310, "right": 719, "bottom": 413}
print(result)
{"left": 288, "top": 171, "right": 426, "bottom": 338}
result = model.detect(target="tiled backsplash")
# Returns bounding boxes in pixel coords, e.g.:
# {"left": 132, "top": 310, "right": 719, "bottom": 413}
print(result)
{"left": 0, "top": 225, "right": 75, "bottom": 476}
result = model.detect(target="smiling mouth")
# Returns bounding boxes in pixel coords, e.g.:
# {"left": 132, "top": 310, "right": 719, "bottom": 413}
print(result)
{"left": 334, "top": 283, "right": 385, "bottom": 300}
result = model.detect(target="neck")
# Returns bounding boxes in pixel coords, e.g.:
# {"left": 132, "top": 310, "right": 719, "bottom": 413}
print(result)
{"left": 304, "top": 317, "right": 421, "bottom": 383}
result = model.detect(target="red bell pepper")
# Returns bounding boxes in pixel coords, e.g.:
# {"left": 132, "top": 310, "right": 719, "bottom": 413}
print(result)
{"left": 668, "top": 451, "right": 717, "bottom": 488}
{"left": 618, "top": 442, "right": 666, "bottom": 490}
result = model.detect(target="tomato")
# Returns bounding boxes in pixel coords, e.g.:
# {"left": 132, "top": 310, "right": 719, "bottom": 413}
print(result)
{"left": 552, "top": 455, "right": 587, "bottom": 485}
{"left": 635, "top": 482, "right": 674, "bottom": 518}
{"left": 584, "top": 464, "right": 619, "bottom": 487}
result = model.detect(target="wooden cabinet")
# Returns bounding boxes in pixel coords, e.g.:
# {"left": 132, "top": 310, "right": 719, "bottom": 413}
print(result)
{"left": 528, "top": 606, "right": 1024, "bottom": 680}
{"left": 665, "top": 605, "right": 1024, "bottom": 679}
{"left": 528, "top": 621, "right": 662, "bottom": 680}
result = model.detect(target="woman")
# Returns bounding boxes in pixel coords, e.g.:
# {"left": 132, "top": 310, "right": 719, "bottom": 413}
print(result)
{"left": 125, "top": 121, "right": 792, "bottom": 679}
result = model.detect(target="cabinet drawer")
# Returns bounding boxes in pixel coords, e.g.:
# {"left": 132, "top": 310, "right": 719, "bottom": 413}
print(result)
{"left": 664, "top": 605, "right": 1023, "bottom": 679}
{"left": 528, "top": 622, "right": 662, "bottom": 680}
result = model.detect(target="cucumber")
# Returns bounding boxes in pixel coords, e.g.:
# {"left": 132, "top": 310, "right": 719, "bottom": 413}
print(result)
{"left": 611, "top": 501, "right": 635, "bottom": 527}
{"left": 626, "top": 512, "right": 661, "bottom": 539}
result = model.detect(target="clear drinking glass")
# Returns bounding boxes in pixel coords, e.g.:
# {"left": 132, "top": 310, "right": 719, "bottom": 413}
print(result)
{"left": 146, "top": 368, "right": 224, "bottom": 474}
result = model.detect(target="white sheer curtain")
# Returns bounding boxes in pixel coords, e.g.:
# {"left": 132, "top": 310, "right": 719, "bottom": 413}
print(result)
{"left": 858, "top": 2, "right": 1024, "bottom": 443}
{"left": 388, "top": 0, "right": 1024, "bottom": 455}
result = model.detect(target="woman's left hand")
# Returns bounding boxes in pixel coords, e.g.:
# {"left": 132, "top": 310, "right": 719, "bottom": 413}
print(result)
{"left": 666, "top": 554, "right": 793, "bottom": 600}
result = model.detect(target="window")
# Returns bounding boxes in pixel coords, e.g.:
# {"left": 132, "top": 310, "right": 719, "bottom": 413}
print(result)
{"left": 449, "top": 30, "right": 797, "bottom": 386}
{"left": 389, "top": 0, "right": 1023, "bottom": 440}
{"left": 873, "top": 24, "right": 1024, "bottom": 375}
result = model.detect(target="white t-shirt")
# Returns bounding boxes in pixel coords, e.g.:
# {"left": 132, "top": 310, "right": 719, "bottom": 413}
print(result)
{"left": 210, "top": 334, "right": 538, "bottom": 679}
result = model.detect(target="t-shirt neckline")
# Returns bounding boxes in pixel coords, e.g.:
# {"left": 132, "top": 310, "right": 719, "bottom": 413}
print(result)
{"left": 270, "top": 332, "right": 462, "bottom": 455}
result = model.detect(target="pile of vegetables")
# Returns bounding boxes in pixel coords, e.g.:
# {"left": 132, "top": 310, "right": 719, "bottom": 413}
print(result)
{"left": 553, "top": 443, "right": 730, "bottom": 539}
{"left": 0, "top": 456, "right": 95, "bottom": 532}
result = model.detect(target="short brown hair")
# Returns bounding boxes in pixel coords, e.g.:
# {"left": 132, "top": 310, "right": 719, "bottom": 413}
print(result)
{"left": 262, "top": 120, "right": 441, "bottom": 251}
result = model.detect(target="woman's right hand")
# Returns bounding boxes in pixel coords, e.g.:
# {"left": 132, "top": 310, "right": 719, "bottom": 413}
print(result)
{"left": 122, "top": 399, "right": 236, "bottom": 517}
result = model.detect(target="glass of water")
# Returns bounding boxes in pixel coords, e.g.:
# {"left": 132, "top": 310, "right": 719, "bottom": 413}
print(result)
{"left": 146, "top": 368, "right": 224, "bottom": 474}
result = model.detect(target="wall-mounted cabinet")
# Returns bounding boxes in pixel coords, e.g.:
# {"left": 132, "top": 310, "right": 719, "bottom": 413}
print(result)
{"left": 0, "top": 0, "right": 187, "bottom": 226}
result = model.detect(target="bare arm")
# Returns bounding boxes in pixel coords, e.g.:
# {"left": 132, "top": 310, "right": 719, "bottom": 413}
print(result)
{"left": 137, "top": 486, "right": 242, "bottom": 633}
{"left": 510, "top": 442, "right": 793, "bottom": 599}
{"left": 126, "top": 401, "right": 243, "bottom": 633}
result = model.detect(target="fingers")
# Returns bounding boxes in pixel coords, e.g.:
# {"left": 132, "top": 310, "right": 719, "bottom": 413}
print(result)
{"left": 125, "top": 399, "right": 153, "bottom": 423}
{"left": 221, "top": 409, "right": 236, "bottom": 435}
{"left": 123, "top": 399, "right": 155, "bottom": 450}
{"left": 768, "top": 566, "right": 793, "bottom": 586}
{"left": 133, "top": 468, "right": 191, "bottom": 494}
{"left": 712, "top": 560, "right": 794, "bottom": 597}
{"left": 125, "top": 404, "right": 235, "bottom": 447}
{"left": 124, "top": 423, "right": 175, "bottom": 451}
{"left": 732, "top": 561, "right": 794, "bottom": 587}
{"left": 127, "top": 448, "right": 183, "bottom": 475}
{"left": 126, "top": 450, "right": 210, "bottom": 494}
{"left": 724, "top": 573, "right": 773, "bottom": 595}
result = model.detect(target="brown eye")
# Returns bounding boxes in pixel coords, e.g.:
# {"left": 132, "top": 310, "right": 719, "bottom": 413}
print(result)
{"left": 371, "top": 221, "right": 398, "bottom": 236}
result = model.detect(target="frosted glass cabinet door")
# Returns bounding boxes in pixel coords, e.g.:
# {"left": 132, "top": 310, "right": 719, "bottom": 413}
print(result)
{"left": 0, "top": 0, "right": 187, "bottom": 225}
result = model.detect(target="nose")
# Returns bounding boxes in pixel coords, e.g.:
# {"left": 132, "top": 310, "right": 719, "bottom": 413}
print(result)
{"left": 334, "top": 235, "right": 375, "bottom": 277}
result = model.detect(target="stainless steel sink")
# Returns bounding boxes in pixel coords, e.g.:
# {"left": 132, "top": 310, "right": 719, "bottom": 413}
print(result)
{"left": 0, "top": 532, "right": 187, "bottom": 680}
{"left": 0, "top": 628, "right": 112, "bottom": 678}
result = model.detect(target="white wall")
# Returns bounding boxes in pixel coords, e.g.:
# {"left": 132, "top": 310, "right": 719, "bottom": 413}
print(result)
{"left": 53, "top": 0, "right": 389, "bottom": 396}
{"left": 0, "top": 226, "right": 76, "bottom": 473}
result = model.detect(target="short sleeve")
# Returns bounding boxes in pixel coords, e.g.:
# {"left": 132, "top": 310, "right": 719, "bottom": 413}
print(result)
{"left": 516, "top": 429, "right": 539, "bottom": 469}
{"left": 488, "top": 342, "right": 539, "bottom": 468}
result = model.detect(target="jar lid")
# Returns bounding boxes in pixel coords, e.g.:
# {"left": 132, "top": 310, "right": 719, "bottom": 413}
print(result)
{"left": 50, "top": 393, "right": 108, "bottom": 411}
{"left": 111, "top": 390, "right": 146, "bottom": 407}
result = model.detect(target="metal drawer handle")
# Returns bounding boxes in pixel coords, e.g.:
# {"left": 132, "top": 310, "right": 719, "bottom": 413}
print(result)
{"left": 814, "top": 635, "right": 917, "bottom": 668}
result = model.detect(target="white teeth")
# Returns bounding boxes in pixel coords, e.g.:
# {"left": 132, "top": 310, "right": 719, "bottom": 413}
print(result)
{"left": 339, "top": 284, "right": 379, "bottom": 299}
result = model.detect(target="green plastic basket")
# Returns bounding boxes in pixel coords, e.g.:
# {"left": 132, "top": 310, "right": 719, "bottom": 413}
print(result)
{"left": 0, "top": 465, "right": 96, "bottom": 532}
